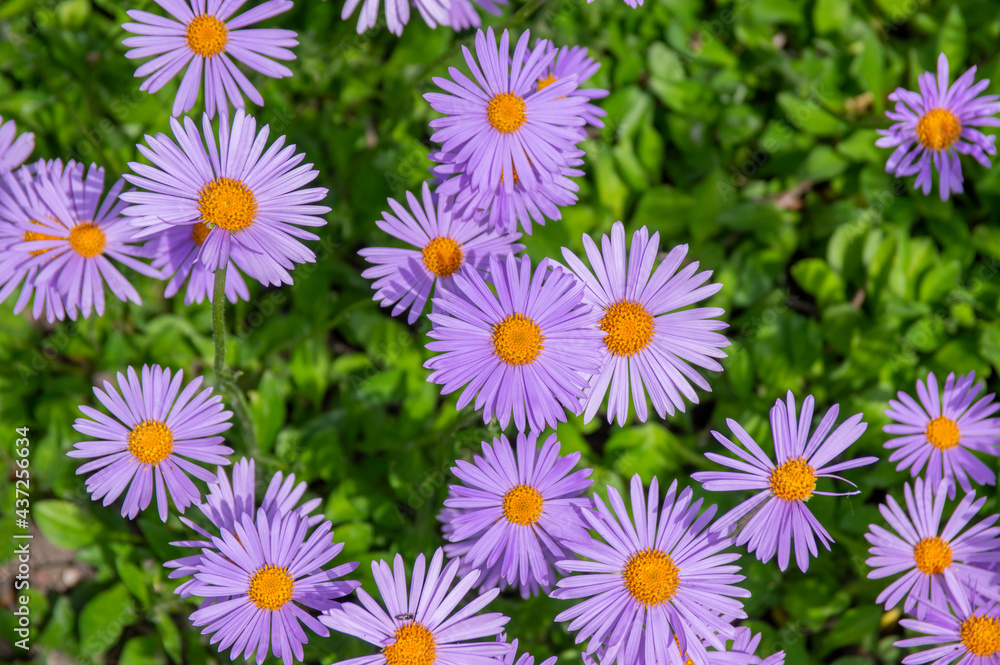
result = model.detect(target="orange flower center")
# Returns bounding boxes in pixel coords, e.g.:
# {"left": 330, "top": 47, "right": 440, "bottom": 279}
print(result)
{"left": 502, "top": 484, "right": 543, "bottom": 525}
{"left": 186, "top": 14, "right": 228, "bottom": 57}
{"left": 23, "top": 223, "right": 61, "bottom": 257}
{"left": 913, "top": 536, "right": 953, "bottom": 575}
{"left": 925, "top": 415, "right": 960, "bottom": 450}
{"left": 487, "top": 92, "right": 527, "bottom": 133}
{"left": 600, "top": 300, "right": 655, "bottom": 357}
{"left": 960, "top": 615, "right": 1000, "bottom": 657}
{"left": 491, "top": 313, "right": 544, "bottom": 366}
{"left": 127, "top": 419, "right": 174, "bottom": 465}
{"left": 68, "top": 222, "right": 106, "bottom": 258}
{"left": 421, "top": 236, "right": 464, "bottom": 277}
{"left": 768, "top": 457, "right": 816, "bottom": 502}
{"left": 623, "top": 548, "right": 680, "bottom": 607}
{"left": 247, "top": 564, "right": 294, "bottom": 610}
{"left": 537, "top": 73, "right": 558, "bottom": 90}
{"left": 191, "top": 221, "right": 211, "bottom": 246}
{"left": 197, "top": 177, "right": 258, "bottom": 232}
{"left": 916, "top": 108, "right": 962, "bottom": 152}
{"left": 384, "top": 623, "right": 437, "bottom": 665}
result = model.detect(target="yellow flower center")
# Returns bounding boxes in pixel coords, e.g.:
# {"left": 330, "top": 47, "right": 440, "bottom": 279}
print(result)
{"left": 913, "top": 536, "right": 953, "bottom": 575}
{"left": 384, "top": 622, "right": 437, "bottom": 665}
{"left": 502, "top": 484, "right": 544, "bottom": 525}
{"left": 768, "top": 457, "right": 816, "bottom": 502}
{"left": 197, "top": 177, "right": 258, "bottom": 232}
{"left": 247, "top": 564, "right": 294, "bottom": 610}
{"left": 916, "top": 108, "right": 962, "bottom": 152}
{"left": 537, "top": 73, "right": 558, "bottom": 90}
{"left": 487, "top": 92, "right": 527, "bottom": 134}
{"left": 68, "top": 222, "right": 106, "bottom": 258}
{"left": 622, "top": 548, "right": 680, "bottom": 607}
{"left": 421, "top": 236, "right": 464, "bottom": 277}
{"left": 23, "top": 223, "right": 61, "bottom": 257}
{"left": 191, "top": 221, "right": 211, "bottom": 246}
{"left": 491, "top": 313, "right": 544, "bottom": 366}
{"left": 925, "top": 415, "right": 961, "bottom": 451}
{"left": 186, "top": 14, "right": 228, "bottom": 57}
{"left": 600, "top": 300, "right": 655, "bottom": 357}
{"left": 127, "top": 420, "right": 174, "bottom": 465}
{"left": 960, "top": 615, "right": 1000, "bottom": 657}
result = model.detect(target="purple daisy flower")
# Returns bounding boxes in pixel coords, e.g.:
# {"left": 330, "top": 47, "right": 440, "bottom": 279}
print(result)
{"left": 425, "top": 28, "right": 587, "bottom": 197}
{"left": 865, "top": 477, "right": 1000, "bottom": 619}
{"left": 122, "top": 0, "right": 297, "bottom": 118}
{"left": 188, "top": 508, "right": 359, "bottom": 665}
{"left": 341, "top": 0, "right": 450, "bottom": 35}
{"left": 691, "top": 391, "right": 878, "bottom": 572}
{"left": 0, "top": 116, "right": 34, "bottom": 173}
{"left": 319, "top": 548, "right": 512, "bottom": 665}
{"left": 165, "top": 456, "right": 324, "bottom": 598}
{"left": 447, "top": 0, "right": 507, "bottom": 30}
{"left": 896, "top": 597, "right": 1000, "bottom": 664}
{"left": 440, "top": 432, "right": 593, "bottom": 598}
{"left": 122, "top": 109, "right": 329, "bottom": 282}
{"left": 534, "top": 42, "right": 608, "bottom": 128}
{"left": 885, "top": 371, "right": 1000, "bottom": 499}
{"left": 68, "top": 365, "right": 234, "bottom": 522}
{"left": 552, "top": 475, "right": 749, "bottom": 665}
{"left": 0, "top": 165, "right": 66, "bottom": 322}
{"left": 560, "top": 221, "right": 729, "bottom": 425}
{"left": 16, "top": 160, "right": 162, "bottom": 320}
{"left": 424, "top": 252, "right": 603, "bottom": 432}
{"left": 359, "top": 181, "right": 523, "bottom": 324}
{"left": 876, "top": 53, "right": 1000, "bottom": 201}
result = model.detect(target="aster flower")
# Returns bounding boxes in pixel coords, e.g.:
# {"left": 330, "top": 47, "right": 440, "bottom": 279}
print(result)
{"left": 534, "top": 42, "right": 608, "bottom": 128}
{"left": 876, "top": 53, "right": 1000, "bottom": 201}
{"left": 123, "top": 109, "right": 329, "bottom": 283}
{"left": 896, "top": 597, "right": 1000, "bottom": 664}
{"left": 552, "top": 475, "right": 749, "bottom": 665}
{"left": 440, "top": 432, "right": 593, "bottom": 598}
{"left": 426, "top": 28, "right": 587, "bottom": 197}
{"left": 319, "top": 548, "right": 511, "bottom": 665}
{"left": 0, "top": 165, "right": 66, "bottom": 322}
{"left": 582, "top": 627, "right": 785, "bottom": 665}
{"left": 865, "top": 478, "right": 1000, "bottom": 618}
{"left": 424, "top": 252, "right": 603, "bottom": 432}
{"left": 122, "top": 0, "right": 297, "bottom": 118}
{"left": 165, "top": 457, "right": 324, "bottom": 598}
{"left": 447, "top": 0, "right": 506, "bottom": 31}
{"left": 560, "top": 221, "right": 729, "bottom": 425}
{"left": 68, "top": 365, "right": 234, "bottom": 522}
{"left": 341, "top": 0, "right": 450, "bottom": 35}
{"left": 885, "top": 371, "right": 1000, "bottom": 499}
{"left": 188, "top": 508, "right": 359, "bottom": 665}
{"left": 691, "top": 391, "right": 878, "bottom": 572}
{"left": 0, "top": 116, "right": 34, "bottom": 173}
{"left": 15, "top": 160, "right": 162, "bottom": 320}
{"left": 359, "top": 181, "right": 523, "bottom": 324}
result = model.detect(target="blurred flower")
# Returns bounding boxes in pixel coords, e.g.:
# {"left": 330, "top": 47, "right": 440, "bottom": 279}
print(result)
{"left": 447, "top": 0, "right": 506, "bottom": 30}
{"left": 865, "top": 478, "right": 1000, "bottom": 618}
{"left": 552, "top": 475, "right": 749, "bottom": 665}
{"left": 438, "top": 432, "right": 592, "bottom": 598}
{"left": 341, "top": 0, "right": 450, "bottom": 35}
{"left": 123, "top": 110, "right": 329, "bottom": 285}
{"left": 165, "top": 457, "right": 325, "bottom": 598}
{"left": 123, "top": 0, "right": 297, "bottom": 118}
{"left": 884, "top": 371, "right": 1000, "bottom": 499}
{"left": 0, "top": 164, "right": 66, "bottom": 322}
{"left": 0, "top": 116, "right": 34, "bottom": 173}
{"left": 560, "top": 221, "right": 728, "bottom": 426}
{"left": 320, "top": 548, "right": 511, "bottom": 665}
{"left": 534, "top": 42, "right": 608, "bottom": 128}
{"left": 424, "top": 253, "right": 603, "bottom": 432}
{"left": 68, "top": 365, "right": 234, "bottom": 522}
{"left": 359, "top": 182, "right": 523, "bottom": 324}
{"left": 188, "top": 508, "right": 359, "bottom": 665}
{"left": 426, "top": 28, "right": 588, "bottom": 233}
{"left": 692, "top": 391, "right": 877, "bottom": 572}
{"left": 15, "top": 160, "right": 162, "bottom": 320}
{"left": 896, "top": 596, "right": 1000, "bottom": 664}
{"left": 876, "top": 52, "right": 1000, "bottom": 201}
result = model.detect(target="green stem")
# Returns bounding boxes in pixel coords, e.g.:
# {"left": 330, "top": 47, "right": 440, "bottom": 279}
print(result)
{"left": 212, "top": 266, "right": 259, "bottom": 453}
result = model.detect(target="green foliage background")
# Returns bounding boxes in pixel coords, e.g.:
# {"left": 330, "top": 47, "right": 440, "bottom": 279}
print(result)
{"left": 2, "top": 0, "right": 1000, "bottom": 663}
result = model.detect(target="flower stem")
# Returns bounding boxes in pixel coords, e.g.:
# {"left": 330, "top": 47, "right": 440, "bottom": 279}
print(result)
{"left": 212, "top": 265, "right": 259, "bottom": 452}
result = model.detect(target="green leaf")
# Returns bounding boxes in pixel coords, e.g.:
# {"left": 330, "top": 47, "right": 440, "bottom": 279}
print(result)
{"left": 631, "top": 186, "right": 694, "bottom": 237}
{"left": 776, "top": 92, "right": 848, "bottom": 137}
{"left": 120, "top": 635, "right": 165, "bottom": 665}
{"left": 152, "top": 611, "right": 183, "bottom": 664}
{"left": 33, "top": 500, "right": 102, "bottom": 550}
{"left": 918, "top": 260, "right": 961, "bottom": 304}
{"left": 938, "top": 6, "right": 967, "bottom": 71}
{"left": 791, "top": 258, "right": 846, "bottom": 306}
{"left": 78, "top": 584, "right": 136, "bottom": 655}
{"left": 250, "top": 370, "right": 288, "bottom": 453}
{"left": 802, "top": 145, "right": 849, "bottom": 181}
{"left": 813, "top": 0, "right": 850, "bottom": 34}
